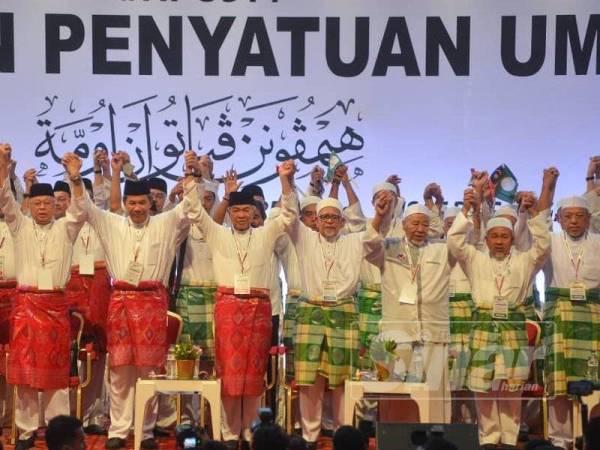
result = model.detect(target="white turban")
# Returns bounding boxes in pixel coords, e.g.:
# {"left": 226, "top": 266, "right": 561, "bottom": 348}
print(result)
{"left": 444, "top": 207, "right": 460, "bottom": 219}
{"left": 316, "top": 198, "right": 343, "bottom": 215}
{"left": 486, "top": 217, "right": 514, "bottom": 233}
{"left": 557, "top": 196, "right": 590, "bottom": 212}
{"left": 494, "top": 205, "right": 518, "bottom": 220}
{"left": 404, "top": 204, "right": 430, "bottom": 219}
{"left": 204, "top": 180, "right": 219, "bottom": 195}
{"left": 372, "top": 182, "right": 397, "bottom": 200}
{"left": 300, "top": 195, "right": 321, "bottom": 211}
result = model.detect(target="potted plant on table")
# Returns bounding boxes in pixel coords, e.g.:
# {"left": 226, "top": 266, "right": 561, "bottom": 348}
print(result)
{"left": 173, "top": 342, "right": 201, "bottom": 380}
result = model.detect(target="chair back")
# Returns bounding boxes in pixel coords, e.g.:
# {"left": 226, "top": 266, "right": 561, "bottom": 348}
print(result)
{"left": 167, "top": 311, "right": 183, "bottom": 346}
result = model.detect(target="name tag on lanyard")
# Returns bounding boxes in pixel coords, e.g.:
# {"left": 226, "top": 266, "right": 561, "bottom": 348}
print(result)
{"left": 570, "top": 281, "right": 587, "bottom": 302}
{"left": 399, "top": 282, "right": 417, "bottom": 305}
{"left": 124, "top": 261, "right": 143, "bottom": 287}
{"left": 492, "top": 296, "right": 509, "bottom": 320}
{"left": 234, "top": 273, "right": 251, "bottom": 295}
{"left": 322, "top": 280, "right": 338, "bottom": 303}
{"left": 37, "top": 268, "right": 53, "bottom": 291}
{"left": 79, "top": 254, "right": 95, "bottom": 276}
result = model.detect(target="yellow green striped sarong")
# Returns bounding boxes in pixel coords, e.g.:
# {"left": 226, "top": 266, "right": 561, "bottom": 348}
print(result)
{"left": 448, "top": 292, "right": 473, "bottom": 390}
{"left": 467, "top": 308, "right": 529, "bottom": 393}
{"left": 543, "top": 287, "right": 600, "bottom": 396}
{"left": 356, "top": 283, "right": 382, "bottom": 367}
{"left": 283, "top": 290, "right": 301, "bottom": 380}
{"left": 294, "top": 297, "right": 359, "bottom": 388}
{"left": 175, "top": 283, "right": 217, "bottom": 361}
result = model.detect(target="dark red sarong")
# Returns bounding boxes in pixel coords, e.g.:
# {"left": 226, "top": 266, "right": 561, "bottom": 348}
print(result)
{"left": 0, "top": 280, "right": 16, "bottom": 375}
{"left": 8, "top": 288, "right": 71, "bottom": 389}
{"left": 108, "top": 281, "right": 168, "bottom": 368}
{"left": 65, "top": 264, "right": 111, "bottom": 353}
{"left": 214, "top": 287, "right": 272, "bottom": 397}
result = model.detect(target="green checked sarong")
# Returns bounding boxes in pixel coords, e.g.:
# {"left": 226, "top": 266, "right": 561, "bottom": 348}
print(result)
{"left": 448, "top": 292, "right": 473, "bottom": 390}
{"left": 283, "top": 290, "right": 301, "bottom": 380}
{"left": 294, "top": 298, "right": 359, "bottom": 388}
{"left": 175, "top": 284, "right": 217, "bottom": 361}
{"left": 357, "top": 283, "right": 382, "bottom": 366}
{"left": 542, "top": 287, "right": 600, "bottom": 396}
{"left": 467, "top": 308, "right": 529, "bottom": 393}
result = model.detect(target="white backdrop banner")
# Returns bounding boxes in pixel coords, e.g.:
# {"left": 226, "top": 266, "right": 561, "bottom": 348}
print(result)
{"left": 0, "top": 0, "right": 598, "bottom": 207}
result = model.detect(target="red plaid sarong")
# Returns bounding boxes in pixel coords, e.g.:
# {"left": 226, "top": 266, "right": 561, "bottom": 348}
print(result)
{"left": 108, "top": 281, "right": 168, "bottom": 368}
{"left": 65, "top": 264, "right": 111, "bottom": 353}
{"left": 8, "top": 288, "right": 71, "bottom": 389}
{"left": 214, "top": 287, "right": 272, "bottom": 397}
{"left": 0, "top": 280, "right": 16, "bottom": 375}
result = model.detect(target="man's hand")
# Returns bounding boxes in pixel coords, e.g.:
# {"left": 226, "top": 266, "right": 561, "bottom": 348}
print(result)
{"left": 470, "top": 169, "right": 489, "bottom": 191}
{"left": 0, "top": 144, "right": 12, "bottom": 169}
{"left": 462, "top": 188, "right": 476, "bottom": 215}
{"left": 516, "top": 191, "right": 537, "bottom": 213}
{"left": 94, "top": 148, "right": 110, "bottom": 171}
{"left": 169, "top": 178, "right": 185, "bottom": 203}
{"left": 332, "top": 164, "right": 349, "bottom": 185}
{"left": 587, "top": 156, "right": 600, "bottom": 178}
{"left": 386, "top": 174, "right": 401, "bottom": 193}
{"left": 424, "top": 183, "right": 443, "bottom": 207}
{"left": 543, "top": 166, "right": 560, "bottom": 189}
{"left": 278, "top": 160, "right": 297, "bottom": 180}
{"left": 23, "top": 168, "right": 37, "bottom": 192}
{"left": 184, "top": 150, "right": 198, "bottom": 176}
{"left": 223, "top": 169, "right": 242, "bottom": 195}
{"left": 198, "top": 154, "right": 213, "bottom": 179}
{"left": 311, "top": 165, "right": 324, "bottom": 184}
{"left": 111, "top": 152, "right": 125, "bottom": 173}
{"left": 62, "top": 152, "right": 83, "bottom": 179}
{"left": 374, "top": 191, "right": 394, "bottom": 217}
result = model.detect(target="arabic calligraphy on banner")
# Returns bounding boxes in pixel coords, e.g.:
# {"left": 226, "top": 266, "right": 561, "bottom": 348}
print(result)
{"left": 33, "top": 92, "right": 366, "bottom": 186}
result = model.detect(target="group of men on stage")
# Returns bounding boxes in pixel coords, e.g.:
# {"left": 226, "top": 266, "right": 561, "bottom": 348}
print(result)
{"left": 0, "top": 141, "right": 598, "bottom": 450}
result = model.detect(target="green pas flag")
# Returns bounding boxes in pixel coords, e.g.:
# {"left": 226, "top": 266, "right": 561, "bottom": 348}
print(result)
{"left": 324, "top": 152, "right": 342, "bottom": 182}
{"left": 491, "top": 164, "right": 519, "bottom": 203}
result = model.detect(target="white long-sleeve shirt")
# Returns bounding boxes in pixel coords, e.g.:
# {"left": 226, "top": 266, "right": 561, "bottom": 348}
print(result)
{"left": 188, "top": 186, "right": 297, "bottom": 291}
{"left": 291, "top": 222, "right": 366, "bottom": 301}
{"left": 73, "top": 182, "right": 198, "bottom": 285}
{"left": 0, "top": 180, "right": 85, "bottom": 289}
{"left": 363, "top": 225, "right": 451, "bottom": 343}
{"left": 544, "top": 230, "right": 600, "bottom": 290}
{"left": 447, "top": 210, "right": 550, "bottom": 309}
{"left": 180, "top": 225, "right": 215, "bottom": 285}
{"left": 0, "top": 221, "right": 16, "bottom": 281}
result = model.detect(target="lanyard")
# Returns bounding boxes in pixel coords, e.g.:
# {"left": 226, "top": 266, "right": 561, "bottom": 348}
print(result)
{"left": 318, "top": 235, "right": 337, "bottom": 281}
{"left": 233, "top": 228, "right": 252, "bottom": 274}
{"left": 33, "top": 221, "right": 54, "bottom": 267}
{"left": 562, "top": 232, "right": 585, "bottom": 281}
{"left": 81, "top": 224, "right": 91, "bottom": 255}
{"left": 128, "top": 220, "right": 149, "bottom": 263}
{"left": 405, "top": 241, "right": 424, "bottom": 284}
{"left": 491, "top": 254, "right": 511, "bottom": 297}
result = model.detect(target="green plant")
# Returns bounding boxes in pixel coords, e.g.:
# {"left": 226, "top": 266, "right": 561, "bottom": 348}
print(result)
{"left": 383, "top": 339, "right": 397, "bottom": 355}
{"left": 173, "top": 342, "right": 200, "bottom": 360}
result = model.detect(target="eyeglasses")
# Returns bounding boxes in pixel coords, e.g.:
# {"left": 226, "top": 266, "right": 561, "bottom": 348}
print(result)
{"left": 318, "top": 214, "right": 342, "bottom": 223}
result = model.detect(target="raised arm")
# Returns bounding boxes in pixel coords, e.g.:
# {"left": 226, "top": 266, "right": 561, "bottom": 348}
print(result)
{"left": 307, "top": 165, "right": 325, "bottom": 197}
{"left": 109, "top": 152, "right": 125, "bottom": 213}
{"left": 0, "top": 144, "right": 25, "bottom": 233}
{"left": 446, "top": 188, "right": 479, "bottom": 276}
{"left": 537, "top": 166, "right": 559, "bottom": 213}
{"left": 213, "top": 169, "right": 242, "bottom": 225}
{"left": 262, "top": 160, "right": 299, "bottom": 242}
{"left": 585, "top": 156, "right": 600, "bottom": 194}
{"left": 61, "top": 152, "right": 87, "bottom": 242}
{"left": 423, "top": 183, "right": 444, "bottom": 239}
{"left": 364, "top": 190, "right": 395, "bottom": 270}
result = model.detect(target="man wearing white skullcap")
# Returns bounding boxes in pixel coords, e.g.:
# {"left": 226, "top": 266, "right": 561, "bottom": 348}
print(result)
{"left": 543, "top": 192, "right": 600, "bottom": 449}
{"left": 364, "top": 185, "right": 453, "bottom": 423}
{"left": 447, "top": 168, "right": 557, "bottom": 446}
{"left": 286, "top": 184, "right": 370, "bottom": 447}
